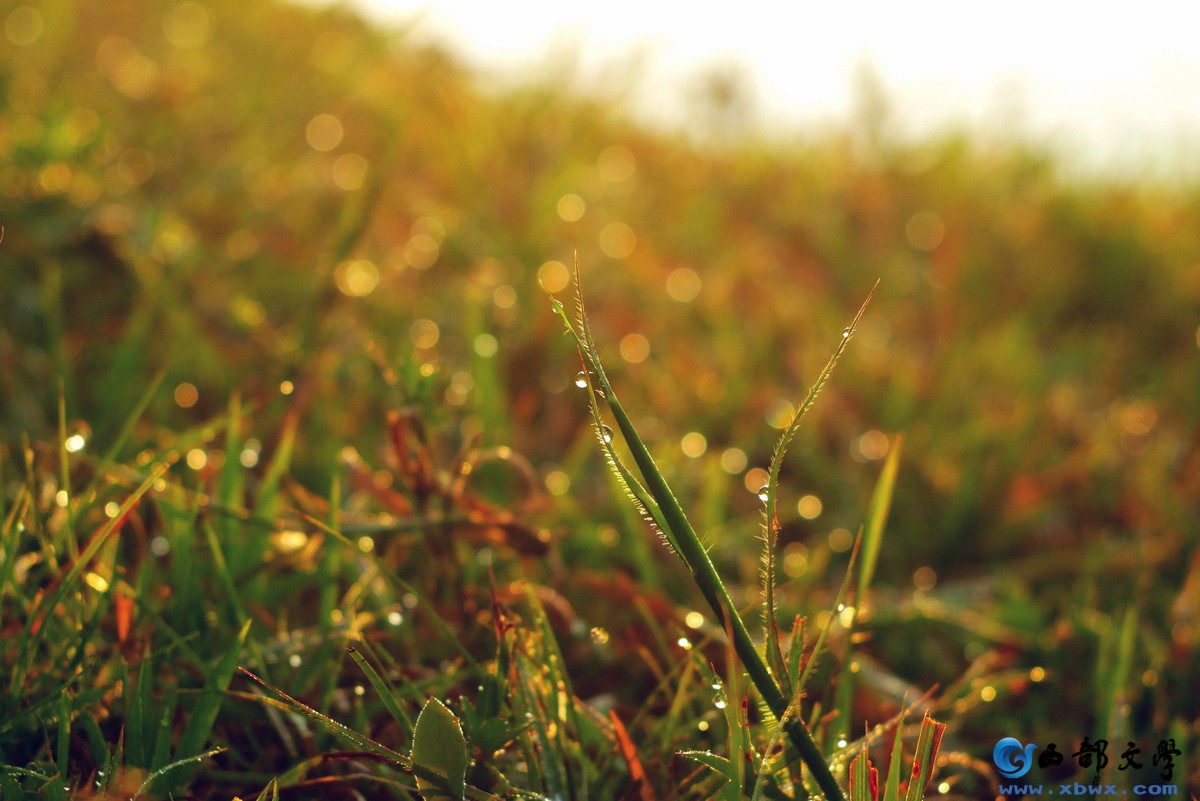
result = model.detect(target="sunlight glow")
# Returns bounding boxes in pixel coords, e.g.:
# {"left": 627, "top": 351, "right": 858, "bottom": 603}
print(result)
{"left": 330, "top": 0, "right": 1200, "bottom": 175}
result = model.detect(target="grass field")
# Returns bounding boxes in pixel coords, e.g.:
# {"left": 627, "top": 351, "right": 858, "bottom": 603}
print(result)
{"left": 2, "top": 0, "right": 1199, "bottom": 798}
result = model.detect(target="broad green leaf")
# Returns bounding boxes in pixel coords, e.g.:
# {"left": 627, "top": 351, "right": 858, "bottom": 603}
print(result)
{"left": 412, "top": 697, "right": 468, "bottom": 801}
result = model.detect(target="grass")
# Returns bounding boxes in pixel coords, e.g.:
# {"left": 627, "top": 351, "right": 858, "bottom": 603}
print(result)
{"left": 2, "top": 0, "right": 1200, "bottom": 797}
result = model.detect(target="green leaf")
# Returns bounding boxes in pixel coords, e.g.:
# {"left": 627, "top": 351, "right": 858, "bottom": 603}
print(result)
{"left": 412, "top": 697, "right": 468, "bottom": 801}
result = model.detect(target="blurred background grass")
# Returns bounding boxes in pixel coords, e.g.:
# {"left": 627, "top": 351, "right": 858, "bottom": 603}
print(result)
{"left": 2, "top": 0, "right": 1199, "bottom": 795}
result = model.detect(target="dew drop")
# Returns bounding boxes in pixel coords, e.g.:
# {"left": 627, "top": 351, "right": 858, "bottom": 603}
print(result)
{"left": 757, "top": 485, "right": 770, "bottom": 502}
{"left": 713, "top": 694, "right": 728, "bottom": 710}
{"left": 710, "top": 679, "right": 723, "bottom": 691}
{"left": 589, "top": 626, "right": 609, "bottom": 644}
{"left": 842, "top": 327, "right": 851, "bottom": 339}
{"left": 600, "top": 425, "right": 614, "bottom": 444}
{"left": 574, "top": 371, "right": 588, "bottom": 388}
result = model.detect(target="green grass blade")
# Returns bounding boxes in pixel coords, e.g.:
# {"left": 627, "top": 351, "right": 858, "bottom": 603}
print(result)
{"left": 762, "top": 282, "right": 878, "bottom": 678}
{"left": 551, "top": 276, "right": 850, "bottom": 801}
{"left": 1101, "top": 605, "right": 1137, "bottom": 747}
{"left": 173, "top": 619, "right": 252, "bottom": 774}
{"left": 82, "top": 370, "right": 166, "bottom": 501}
{"left": 347, "top": 645, "right": 415, "bottom": 733}
{"left": 15, "top": 463, "right": 169, "bottom": 694}
{"left": 901, "top": 715, "right": 945, "bottom": 801}
{"left": 848, "top": 748, "right": 876, "bottom": 801}
{"left": 856, "top": 434, "right": 903, "bottom": 611}
{"left": 238, "top": 667, "right": 409, "bottom": 765}
{"left": 132, "top": 748, "right": 226, "bottom": 800}
{"left": 55, "top": 689, "right": 71, "bottom": 780}
{"left": 840, "top": 437, "right": 903, "bottom": 756}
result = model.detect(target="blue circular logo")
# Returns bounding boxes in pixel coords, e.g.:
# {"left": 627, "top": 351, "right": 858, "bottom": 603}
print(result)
{"left": 993, "top": 737, "right": 1037, "bottom": 778}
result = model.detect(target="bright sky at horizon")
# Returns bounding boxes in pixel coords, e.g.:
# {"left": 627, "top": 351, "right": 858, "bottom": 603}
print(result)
{"left": 337, "top": 0, "right": 1200, "bottom": 176}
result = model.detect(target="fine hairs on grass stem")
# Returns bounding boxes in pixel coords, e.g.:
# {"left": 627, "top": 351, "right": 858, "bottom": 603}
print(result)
{"left": 551, "top": 267, "right": 878, "bottom": 801}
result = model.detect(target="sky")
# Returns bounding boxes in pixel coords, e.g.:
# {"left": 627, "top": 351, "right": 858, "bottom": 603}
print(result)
{"left": 336, "top": 0, "right": 1200, "bottom": 176}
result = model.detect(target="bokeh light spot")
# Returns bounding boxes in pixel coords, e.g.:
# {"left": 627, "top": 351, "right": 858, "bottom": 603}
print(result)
{"left": 619, "top": 332, "right": 650, "bottom": 363}
{"left": 720, "top": 447, "right": 747, "bottom": 474}
{"left": 174, "top": 382, "right": 198, "bottom": 408}
{"left": 797, "top": 494, "right": 822, "bottom": 519}
{"left": 409, "top": 319, "right": 440, "bottom": 350}
{"left": 331, "top": 153, "right": 368, "bottom": 190}
{"left": 853, "top": 429, "right": 890, "bottom": 461}
{"left": 680, "top": 431, "right": 707, "bottom": 458}
{"left": 473, "top": 333, "right": 499, "bottom": 358}
{"left": 599, "top": 222, "right": 636, "bottom": 258}
{"left": 544, "top": 470, "right": 570, "bottom": 495}
{"left": 913, "top": 566, "right": 938, "bottom": 590}
{"left": 306, "top": 113, "right": 343, "bottom": 151}
{"left": 186, "top": 448, "right": 207, "bottom": 470}
{"left": 334, "top": 259, "right": 379, "bottom": 297}
{"left": 163, "top": 2, "right": 211, "bottom": 50}
{"left": 537, "top": 260, "right": 570, "bottom": 292}
{"left": 743, "top": 467, "right": 769, "bottom": 495}
{"left": 5, "top": 6, "right": 44, "bottom": 46}
{"left": 598, "top": 145, "right": 636, "bottom": 182}
{"left": 783, "top": 543, "right": 809, "bottom": 577}
{"left": 906, "top": 210, "right": 945, "bottom": 251}
{"left": 493, "top": 284, "right": 517, "bottom": 309}
{"left": 666, "top": 267, "right": 702, "bottom": 302}
{"left": 557, "top": 193, "right": 585, "bottom": 221}
{"left": 828, "top": 527, "right": 853, "bottom": 553}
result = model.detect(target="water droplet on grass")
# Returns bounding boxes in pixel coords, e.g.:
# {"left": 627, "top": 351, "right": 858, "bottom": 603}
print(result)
{"left": 574, "top": 371, "right": 588, "bottom": 388}
{"left": 600, "top": 425, "right": 613, "bottom": 443}
{"left": 713, "top": 694, "right": 727, "bottom": 710}
{"left": 757, "top": 485, "right": 770, "bottom": 502}
{"left": 842, "top": 327, "right": 851, "bottom": 338}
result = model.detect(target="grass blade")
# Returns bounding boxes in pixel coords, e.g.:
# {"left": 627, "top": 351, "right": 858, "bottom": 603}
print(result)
{"left": 902, "top": 715, "right": 946, "bottom": 801}
{"left": 348, "top": 645, "right": 415, "bottom": 733}
{"left": 762, "top": 282, "right": 878, "bottom": 687}
{"left": 550, "top": 272, "right": 861, "bottom": 801}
